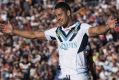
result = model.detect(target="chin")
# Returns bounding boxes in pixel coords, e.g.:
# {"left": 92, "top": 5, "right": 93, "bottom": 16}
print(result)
{"left": 60, "top": 23, "right": 63, "bottom": 26}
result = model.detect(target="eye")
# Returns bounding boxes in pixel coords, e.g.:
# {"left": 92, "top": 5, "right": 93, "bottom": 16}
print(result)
{"left": 58, "top": 14, "right": 62, "bottom": 16}
{"left": 54, "top": 15, "right": 57, "bottom": 18}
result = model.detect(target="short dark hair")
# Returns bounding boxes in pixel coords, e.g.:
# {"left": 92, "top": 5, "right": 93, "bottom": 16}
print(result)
{"left": 55, "top": 2, "right": 71, "bottom": 12}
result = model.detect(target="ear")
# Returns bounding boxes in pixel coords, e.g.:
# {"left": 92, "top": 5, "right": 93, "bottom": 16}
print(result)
{"left": 67, "top": 10, "right": 71, "bottom": 16}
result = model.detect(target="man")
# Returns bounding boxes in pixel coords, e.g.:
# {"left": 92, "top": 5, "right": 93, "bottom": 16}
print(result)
{"left": 1, "top": 2, "right": 116, "bottom": 80}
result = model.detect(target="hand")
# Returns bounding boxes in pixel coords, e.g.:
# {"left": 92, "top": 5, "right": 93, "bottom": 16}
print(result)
{"left": 106, "top": 16, "right": 117, "bottom": 29}
{"left": 0, "top": 21, "right": 13, "bottom": 34}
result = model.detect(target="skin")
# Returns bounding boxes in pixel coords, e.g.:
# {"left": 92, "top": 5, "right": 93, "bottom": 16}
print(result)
{"left": 1, "top": 8, "right": 116, "bottom": 39}
{"left": 0, "top": 7, "right": 117, "bottom": 80}
{"left": 55, "top": 8, "right": 72, "bottom": 28}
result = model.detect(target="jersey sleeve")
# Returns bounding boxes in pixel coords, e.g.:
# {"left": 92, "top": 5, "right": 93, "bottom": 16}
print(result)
{"left": 81, "top": 23, "right": 92, "bottom": 36}
{"left": 44, "top": 27, "right": 57, "bottom": 41}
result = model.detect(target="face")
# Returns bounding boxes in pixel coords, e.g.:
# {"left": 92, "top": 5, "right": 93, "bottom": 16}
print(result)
{"left": 54, "top": 8, "right": 70, "bottom": 27}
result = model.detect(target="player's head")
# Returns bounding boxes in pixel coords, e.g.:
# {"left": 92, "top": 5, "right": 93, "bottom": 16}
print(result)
{"left": 54, "top": 2, "right": 72, "bottom": 27}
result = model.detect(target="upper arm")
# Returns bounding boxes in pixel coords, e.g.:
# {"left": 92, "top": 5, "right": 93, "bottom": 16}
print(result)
{"left": 34, "top": 31, "right": 47, "bottom": 40}
{"left": 88, "top": 27, "right": 98, "bottom": 37}
{"left": 44, "top": 28, "right": 57, "bottom": 41}
{"left": 30, "top": 28, "right": 57, "bottom": 41}
{"left": 81, "top": 23, "right": 92, "bottom": 36}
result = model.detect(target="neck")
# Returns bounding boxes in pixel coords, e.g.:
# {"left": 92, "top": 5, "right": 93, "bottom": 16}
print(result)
{"left": 63, "top": 17, "right": 75, "bottom": 28}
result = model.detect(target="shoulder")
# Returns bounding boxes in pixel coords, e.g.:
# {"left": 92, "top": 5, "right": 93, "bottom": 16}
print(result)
{"left": 45, "top": 27, "right": 58, "bottom": 32}
{"left": 81, "top": 23, "right": 92, "bottom": 28}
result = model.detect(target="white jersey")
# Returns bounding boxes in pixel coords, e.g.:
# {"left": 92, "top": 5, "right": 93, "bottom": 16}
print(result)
{"left": 45, "top": 21, "right": 91, "bottom": 80}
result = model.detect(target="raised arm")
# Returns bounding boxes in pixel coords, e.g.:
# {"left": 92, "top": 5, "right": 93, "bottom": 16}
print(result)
{"left": 88, "top": 18, "right": 117, "bottom": 37}
{"left": 13, "top": 30, "right": 46, "bottom": 40}
{"left": 1, "top": 22, "right": 47, "bottom": 40}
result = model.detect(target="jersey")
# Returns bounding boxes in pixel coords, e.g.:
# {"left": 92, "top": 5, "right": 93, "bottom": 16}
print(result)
{"left": 44, "top": 21, "right": 91, "bottom": 80}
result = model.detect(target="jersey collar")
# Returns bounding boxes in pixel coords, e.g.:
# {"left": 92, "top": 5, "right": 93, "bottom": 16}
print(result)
{"left": 61, "top": 21, "right": 80, "bottom": 31}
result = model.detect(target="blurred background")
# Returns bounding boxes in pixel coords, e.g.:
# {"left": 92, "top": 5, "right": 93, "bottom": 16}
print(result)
{"left": 0, "top": 0, "right": 119, "bottom": 80}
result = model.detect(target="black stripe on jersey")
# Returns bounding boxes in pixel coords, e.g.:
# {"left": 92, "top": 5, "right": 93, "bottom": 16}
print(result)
{"left": 59, "top": 27, "right": 66, "bottom": 37}
{"left": 69, "top": 23, "right": 81, "bottom": 41}
{"left": 60, "top": 27, "right": 75, "bottom": 38}
{"left": 56, "top": 27, "right": 63, "bottom": 42}
{"left": 77, "top": 33, "right": 88, "bottom": 53}
{"left": 56, "top": 26, "right": 76, "bottom": 42}
{"left": 58, "top": 27, "right": 67, "bottom": 41}
{"left": 50, "top": 36, "right": 56, "bottom": 40}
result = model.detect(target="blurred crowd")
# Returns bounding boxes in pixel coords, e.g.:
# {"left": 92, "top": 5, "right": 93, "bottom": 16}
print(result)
{"left": 0, "top": 0, "right": 119, "bottom": 80}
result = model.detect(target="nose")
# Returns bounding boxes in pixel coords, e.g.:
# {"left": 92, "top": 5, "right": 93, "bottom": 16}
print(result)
{"left": 57, "top": 17, "right": 60, "bottom": 22}
{"left": 56, "top": 15, "right": 61, "bottom": 22}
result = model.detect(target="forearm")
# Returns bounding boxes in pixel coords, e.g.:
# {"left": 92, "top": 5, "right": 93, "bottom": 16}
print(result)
{"left": 89, "top": 25, "right": 110, "bottom": 37}
{"left": 97, "top": 25, "right": 110, "bottom": 34}
{"left": 13, "top": 29, "right": 46, "bottom": 40}
{"left": 13, "top": 29, "right": 36, "bottom": 39}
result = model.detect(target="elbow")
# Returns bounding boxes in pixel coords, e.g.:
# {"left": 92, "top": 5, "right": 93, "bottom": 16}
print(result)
{"left": 88, "top": 33, "right": 98, "bottom": 37}
{"left": 27, "top": 33, "right": 36, "bottom": 39}
{"left": 30, "top": 36, "right": 36, "bottom": 39}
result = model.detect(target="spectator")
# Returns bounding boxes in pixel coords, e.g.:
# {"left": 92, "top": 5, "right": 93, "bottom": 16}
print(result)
{"left": 0, "top": 0, "right": 118, "bottom": 80}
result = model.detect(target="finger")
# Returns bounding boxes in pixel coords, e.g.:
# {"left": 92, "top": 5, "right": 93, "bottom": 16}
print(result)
{"left": 110, "top": 15, "right": 116, "bottom": 19}
{"left": 112, "top": 19, "right": 117, "bottom": 24}
{"left": 0, "top": 24, "right": 5, "bottom": 31}
{"left": 8, "top": 20, "right": 10, "bottom": 24}
{"left": 109, "top": 16, "right": 112, "bottom": 20}
{"left": 109, "top": 16, "right": 113, "bottom": 20}
{"left": 7, "top": 20, "right": 11, "bottom": 25}
{"left": 108, "top": 19, "right": 117, "bottom": 24}
{"left": 2, "top": 27, "right": 7, "bottom": 31}
{"left": 0, "top": 26, "right": 4, "bottom": 32}
{"left": 0, "top": 23, "right": 5, "bottom": 26}
{"left": 0, "top": 27, "right": 3, "bottom": 31}
{"left": 110, "top": 19, "right": 116, "bottom": 24}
